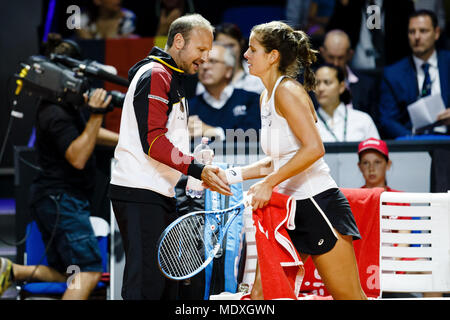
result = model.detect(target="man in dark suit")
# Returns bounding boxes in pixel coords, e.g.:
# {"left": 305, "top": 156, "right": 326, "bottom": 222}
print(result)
{"left": 379, "top": 9, "right": 450, "bottom": 193}
{"left": 379, "top": 10, "right": 450, "bottom": 138}
{"left": 319, "top": 29, "right": 381, "bottom": 124}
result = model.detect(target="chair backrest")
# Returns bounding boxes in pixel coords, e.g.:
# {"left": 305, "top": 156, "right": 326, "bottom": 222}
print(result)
{"left": 25, "top": 217, "right": 110, "bottom": 272}
{"left": 379, "top": 191, "right": 450, "bottom": 293}
{"left": 25, "top": 221, "right": 49, "bottom": 266}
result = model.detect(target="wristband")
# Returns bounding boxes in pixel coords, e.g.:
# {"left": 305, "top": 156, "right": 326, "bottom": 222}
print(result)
{"left": 225, "top": 167, "right": 243, "bottom": 185}
{"left": 187, "top": 159, "right": 205, "bottom": 181}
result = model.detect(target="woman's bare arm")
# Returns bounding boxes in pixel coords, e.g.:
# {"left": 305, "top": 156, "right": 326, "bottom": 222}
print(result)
{"left": 249, "top": 79, "right": 325, "bottom": 209}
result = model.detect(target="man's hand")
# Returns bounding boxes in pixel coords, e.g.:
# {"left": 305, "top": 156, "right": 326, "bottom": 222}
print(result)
{"left": 437, "top": 108, "right": 450, "bottom": 126}
{"left": 188, "top": 115, "right": 203, "bottom": 137}
{"left": 201, "top": 165, "right": 233, "bottom": 196}
{"left": 188, "top": 115, "right": 225, "bottom": 140}
{"left": 66, "top": 89, "right": 111, "bottom": 170}
{"left": 216, "top": 168, "right": 229, "bottom": 185}
{"left": 84, "top": 89, "right": 112, "bottom": 112}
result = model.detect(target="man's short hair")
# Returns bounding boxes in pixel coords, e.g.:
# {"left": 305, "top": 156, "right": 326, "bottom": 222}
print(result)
{"left": 409, "top": 9, "right": 439, "bottom": 29}
{"left": 323, "top": 29, "right": 352, "bottom": 51}
{"left": 166, "top": 13, "right": 214, "bottom": 48}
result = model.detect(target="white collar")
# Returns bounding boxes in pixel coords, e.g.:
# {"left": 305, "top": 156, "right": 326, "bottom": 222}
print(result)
{"left": 319, "top": 102, "right": 346, "bottom": 120}
{"left": 202, "top": 84, "right": 234, "bottom": 109}
{"left": 413, "top": 50, "right": 438, "bottom": 71}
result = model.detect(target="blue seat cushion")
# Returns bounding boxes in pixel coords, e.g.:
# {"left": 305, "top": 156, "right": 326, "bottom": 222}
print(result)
{"left": 22, "top": 281, "right": 106, "bottom": 295}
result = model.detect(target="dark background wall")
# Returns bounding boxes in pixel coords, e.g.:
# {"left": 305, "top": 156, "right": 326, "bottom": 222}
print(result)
{"left": 0, "top": 1, "right": 44, "bottom": 170}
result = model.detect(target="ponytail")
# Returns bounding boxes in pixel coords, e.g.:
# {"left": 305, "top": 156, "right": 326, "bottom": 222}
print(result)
{"left": 293, "top": 30, "right": 317, "bottom": 91}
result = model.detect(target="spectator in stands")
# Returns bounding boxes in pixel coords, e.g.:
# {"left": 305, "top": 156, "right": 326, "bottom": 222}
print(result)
{"left": 327, "top": 0, "right": 415, "bottom": 70}
{"left": 357, "top": 137, "right": 394, "bottom": 190}
{"left": 379, "top": 9, "right": 450, "bottom": 194}
{"left": 188, "top": 42, "right": 261, "bottom": 140}
{"left": 76, "top": 0, "right": 136, "bottom": 39}
{"left": 190, "top": 23, "right": 264, "bottom": 99}
{"left": 379, "top": 9, "right": 450, "bottom": 138}
{"left": 154, "top": 0, "right": 195, "bottom": 37}
{"left": 413, "top": 2, "right": 448, "bottom": 55}
{"left": 286, "top": 0, "right": 337, "bottom": 36}
{"left": 133, "top": 0, "right": 195, "bottom": 38}
{"left": 315, "top": 64, "right": 380, "bottom": 142}
{"left": 211, "top": 23, "right": 264, "bottom": 94}
{"left": 305, "top": 0, "right": 336, "bottom": 37}
{"left": 415, "top": 0, "right": 446, "bottom": 32}
{"left": 319, "top": 29, "right": 380, "bottom": 119}
{"left": 405, "top": 0, "right": 448, "bottom": 49}
{"left": 285, "top": 0, "right": 311, "bottom": 30}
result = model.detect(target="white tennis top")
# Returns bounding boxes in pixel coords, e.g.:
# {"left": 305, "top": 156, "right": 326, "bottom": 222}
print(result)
{"left": 260, "top": 76, "right": 337, "bottom": 200}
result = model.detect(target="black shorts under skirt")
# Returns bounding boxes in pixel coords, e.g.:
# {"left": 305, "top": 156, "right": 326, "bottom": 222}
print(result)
{"left": 287, "top": 188, "right": 361, "bottom": 255}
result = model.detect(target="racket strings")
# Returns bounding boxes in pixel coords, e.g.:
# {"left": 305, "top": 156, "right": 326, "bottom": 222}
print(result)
{"left": 160, "top": 220, "right": 199, "bottom": 276}
{"left": 159, "top": 214, "right": 207, "bottom": 278}
{"left": 158, "top": 202, "right": 246, "bottom": 279}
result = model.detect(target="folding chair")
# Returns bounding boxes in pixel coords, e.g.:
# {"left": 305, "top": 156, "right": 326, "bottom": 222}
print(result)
{"left": 20, "top": 216, "right": 110, "bottom": 300}
{"left": 380, "top": 191, "right": 450, "bottom": 295}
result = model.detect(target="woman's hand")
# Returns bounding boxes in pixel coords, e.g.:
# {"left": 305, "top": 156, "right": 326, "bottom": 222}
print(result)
{"left": 247, "top": 179, "right": 274, "bottom": 210}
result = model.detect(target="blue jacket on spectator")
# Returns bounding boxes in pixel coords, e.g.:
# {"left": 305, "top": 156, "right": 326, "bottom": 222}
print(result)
{"left": 379, "top": 50, "right": 450, "bottom": 138}
{"left": 189, "top": 87, "right": 261, "bottom": 133}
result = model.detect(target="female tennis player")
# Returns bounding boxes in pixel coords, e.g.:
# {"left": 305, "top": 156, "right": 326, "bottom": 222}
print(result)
{"left": 223, "top": 21, "right": 367, "bottom": 300}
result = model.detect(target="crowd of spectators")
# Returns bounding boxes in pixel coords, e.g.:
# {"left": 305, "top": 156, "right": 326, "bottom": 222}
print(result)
{"left": 54, "top": 0, "right": 450, "bottom": 193}
{"left": 60, "top": 0, "right": 450, "bottom": 141}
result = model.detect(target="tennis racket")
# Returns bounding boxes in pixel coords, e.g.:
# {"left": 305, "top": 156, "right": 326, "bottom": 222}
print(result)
{"left": 157, "top": 197, "right": 249, "bottom": 280}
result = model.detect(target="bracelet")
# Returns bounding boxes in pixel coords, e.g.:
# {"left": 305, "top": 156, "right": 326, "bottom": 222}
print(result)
{"left": 225, "top": 167, "right": 243, "bottom": 185}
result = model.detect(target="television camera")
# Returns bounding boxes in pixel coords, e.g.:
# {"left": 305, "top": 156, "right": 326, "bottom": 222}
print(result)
{"left": 14, "top": 54, "right": 129, "bottom": 113}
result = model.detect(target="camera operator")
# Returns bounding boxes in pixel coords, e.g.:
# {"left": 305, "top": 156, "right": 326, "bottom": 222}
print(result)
{"left": 0, "top": 37, "right": 119, "bottom": 299}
